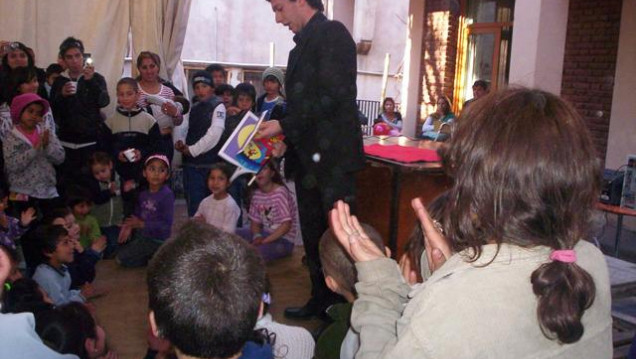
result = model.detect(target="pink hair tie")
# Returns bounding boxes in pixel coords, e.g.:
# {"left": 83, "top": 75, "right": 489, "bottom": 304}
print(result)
{"left": 550, "top": 249, "right": 576, "bottom": 263}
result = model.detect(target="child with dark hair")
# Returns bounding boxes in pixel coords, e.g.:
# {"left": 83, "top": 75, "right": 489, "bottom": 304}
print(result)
{"left": 117, "top": 155, "right": 174, "bottom": 267}
{"left": 331, "top": 88, "right": 612, "bottom": 357}
{"left": 316, "top": 225, "right": 385, "bottom": 359}
{"left": 147, "top": 220, "right": 267, "bottom": 359}
{"left": 0, "top": 243, "right": 78, "bottom": 359}
{"left": 237, "top": 160, "right": 297, "bottom": 261}
{"left": 256, "top": 67, "right": 286, "bottom": 121}
{"left": 107, "top": 77, "right": 162, "bottom": 214}
{"left": 35, "top": 302, "right": 114, "bottom": 359}
{"left": 87, "top": 151, "right": 126, "bottom": 257}
{"left": 205, "top": 63, "right": 227, "bottom": 86}
{"left": 176, "top": 70, "right": 226, "bottom": 216}
{"left": 4, "top": 93, "right": 65, "bottom": 215}
{"left": 66, "top": 187, "right": 106, "bottom": 251}
{"left": 2, "top": 277, "right": 54, "bottom": 315}
{"left": 32, "top": 225, "right": 88, "bottom": 306}
{"left": 0, "top": 187, "right": 36, "bottom": 251}
{"left": 44, "top": 63, "right": 64, "bottom": 98}
{"left": 255, "top": 279, "right": 315, "bottom": 359}
{"left": 193, "top": 162, "right": 240, "bottom": 233}
{"left": 215, "top": 83, "right": 235, "bottom": 110}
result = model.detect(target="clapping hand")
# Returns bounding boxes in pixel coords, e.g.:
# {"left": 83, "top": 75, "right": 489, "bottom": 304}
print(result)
{"left": 20, "top": 207, "right": 36, "bottom": 227}
{"left": 411, "top": 198, "right": 451, "bottom": 273}
{"left": 329, "top": 201, "right": 385, "bottom": 262}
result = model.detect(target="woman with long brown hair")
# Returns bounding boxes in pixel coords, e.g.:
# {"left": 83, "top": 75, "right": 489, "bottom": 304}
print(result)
{"left": 331, "top": 87, "right": 611, "bottom": 358}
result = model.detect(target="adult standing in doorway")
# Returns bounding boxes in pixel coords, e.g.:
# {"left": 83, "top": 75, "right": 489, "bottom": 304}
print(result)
{"left": 259, "top": 0, "right": 365, "bottom": 319}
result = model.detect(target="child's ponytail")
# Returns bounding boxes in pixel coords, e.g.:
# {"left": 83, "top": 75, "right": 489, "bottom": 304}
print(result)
{"left": 531, "top": 249, "right": 595, "bottom": 344}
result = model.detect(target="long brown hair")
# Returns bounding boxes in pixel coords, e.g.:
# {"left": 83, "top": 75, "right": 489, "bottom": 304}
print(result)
{"left": 441, "top": 87, "right": 599, "bottom": 343}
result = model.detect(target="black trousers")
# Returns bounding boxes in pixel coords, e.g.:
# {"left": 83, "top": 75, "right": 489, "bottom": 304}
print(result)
{"left": 294, "top": 167, "right": 357, "bottom": 306}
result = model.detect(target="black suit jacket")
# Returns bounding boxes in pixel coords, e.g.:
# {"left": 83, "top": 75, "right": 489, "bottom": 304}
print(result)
{"left": 280, "top": 12, "right": 365, "bottom": 182}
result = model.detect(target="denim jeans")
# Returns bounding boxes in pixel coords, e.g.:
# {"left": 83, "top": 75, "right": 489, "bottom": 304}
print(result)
{"left": 183, "top": 166, "right": 211, "bottom": 217}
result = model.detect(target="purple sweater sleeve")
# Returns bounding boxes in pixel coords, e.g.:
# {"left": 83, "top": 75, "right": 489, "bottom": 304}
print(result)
{"left": 138, "top": 186, "right": 175, "bottom": 240}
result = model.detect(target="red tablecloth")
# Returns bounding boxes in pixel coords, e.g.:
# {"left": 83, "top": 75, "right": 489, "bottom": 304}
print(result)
{"left": 364, "top": 144, "right": 441, "bottom": 163}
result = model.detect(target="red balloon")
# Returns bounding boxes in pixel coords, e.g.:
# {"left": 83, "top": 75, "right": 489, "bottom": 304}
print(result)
{"left": 373, "top": 123, "right": 390, "bottom": 135}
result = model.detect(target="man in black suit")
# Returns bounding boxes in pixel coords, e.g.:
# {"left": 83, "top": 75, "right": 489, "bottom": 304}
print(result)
{"left": 259, "top": 0, "right": 365, "bottom": 319}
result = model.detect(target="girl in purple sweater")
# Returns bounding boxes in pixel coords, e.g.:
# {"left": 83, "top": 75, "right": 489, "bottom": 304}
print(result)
{"left": 116, "top": 154, "right": 174, "bottom": 267}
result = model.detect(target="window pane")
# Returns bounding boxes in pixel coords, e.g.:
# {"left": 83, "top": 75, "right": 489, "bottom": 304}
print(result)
{"left": 467, "top": 0, "right": 514, "bottom": 24}
{"left": 464, "top": 32, "right": 495, "bottom": 100}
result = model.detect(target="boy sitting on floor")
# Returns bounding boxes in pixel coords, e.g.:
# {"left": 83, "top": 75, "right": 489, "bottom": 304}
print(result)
{"left": 147, "top": 221, "right": 267, "bottom": 359}
{"left": 315, "top": 224, "right": 385, "bottom": 359}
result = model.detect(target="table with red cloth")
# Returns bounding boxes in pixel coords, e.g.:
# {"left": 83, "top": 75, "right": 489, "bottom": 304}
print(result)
{"left": 355, "top": 136, "right": 451, "bottom": 257}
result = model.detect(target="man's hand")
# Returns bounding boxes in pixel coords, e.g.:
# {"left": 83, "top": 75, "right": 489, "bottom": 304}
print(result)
{"left": 83, "top": 65, "right": 95, "bottom": 81}
{"left": 255, "top": 120, "right": 283, "bottom": 139}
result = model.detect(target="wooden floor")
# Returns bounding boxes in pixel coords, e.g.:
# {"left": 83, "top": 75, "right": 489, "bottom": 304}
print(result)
{"left": 92, "top": 200, "right": 322, "bottom": 359}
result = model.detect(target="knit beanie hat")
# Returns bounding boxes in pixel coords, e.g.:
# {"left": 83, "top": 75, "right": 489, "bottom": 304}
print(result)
{"left": 262, "top": 67, "right": 285, "bottom": 87}
{"left": 192, "top": 70, "right": 214, "bottom": 89}
{"left": 10, "top": 93, "right": 50, "bottom": 124}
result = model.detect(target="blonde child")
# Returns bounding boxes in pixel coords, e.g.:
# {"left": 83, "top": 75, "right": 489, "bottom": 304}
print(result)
{"left": 194, "top": 162, "right": 240, "bottom": 233}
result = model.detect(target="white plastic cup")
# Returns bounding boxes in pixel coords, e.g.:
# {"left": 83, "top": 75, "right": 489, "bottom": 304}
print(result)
{"left": 124, "top": 148, "right": 137, "bottom": 162}
{"left": 68, "top": 81, "right": 78, "bottom": 95}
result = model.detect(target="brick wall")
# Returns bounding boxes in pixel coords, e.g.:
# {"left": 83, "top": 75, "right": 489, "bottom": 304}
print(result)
{"left": 417, "top": 0, "right": 460, "bottom": 132}
{"left": 561, "top": 0, "right": 623, "bottom": 161}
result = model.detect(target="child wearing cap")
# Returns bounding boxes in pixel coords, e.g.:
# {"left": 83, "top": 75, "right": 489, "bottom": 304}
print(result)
{"left": 175, "top": 70, "right": 226, "bottom": 217}
{"left": 116, "top": 154, "right": 175, "bottom": 267}
{"left": 256, "top": 67, "right": 286, "bottom": 121}
{"left": 3, "top": 93, "right": 65, "bottom": 215}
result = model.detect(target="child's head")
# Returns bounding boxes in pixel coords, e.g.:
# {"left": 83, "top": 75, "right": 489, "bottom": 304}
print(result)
{"left": 45, "top": 63, "right": 64, "bottom": 86}
{"left": 261, "top": 67, "right": 284, "bottom": 96}
{"left": 254, "top": 160, "right": 284, "bottom": 189}
{"left": 58, "top": 37, "right": 85, "bottom": 73}
{"left": 143, "top": 154, "right": 171, "bottom": 189}
{"left": 382, "top": 97, "right": 395, "bottom": 113}
{"left": 215, "top": 84, "right": 235, "bottom": 108}
{"left": 37, "top": 225, "right": 73, "bottom": 266}
{"left": 3, "top": 277, "right": 54, "bottom": 315}
{"left": 472, "top": 79, "right": 489, "bottom": 99}
{"left": 443, "top": 87, "right": 600, "bottom": 344}
{"left": 43, "top": 207, "right": 80, "bottom": 243}
{"left": 319, "top": 224, "right": 384, "bottom": 300}
{"left": 147, "top": 221, "right": 266, "bottom": 359}
{"left": 234, "top": 83, "right": 256, "bottom": 112}
{"left": 7, "top": 66, "right": 40, "bottom": 101}
{"left": 205, "top": 63, "right": 227, "bottom": 86}
{"left": 116, "top": 77, "right": 140, "bottom": 110}
{"left": 35, "top": 302, "right": 107, "bottom": 359}
{"left": 10, "top": 93, "right": 49, "bottom": 127}
{"left": 66, "top": 187, "right": 94, "bottom": 220}
{"left": 88, "top": 152, "right": 114, "bottom": 183}
{"left": 208, "top": 163, "right": 233, "bottom": 197}
{"left": 192, "top": 70, "right": 215, "bottom": 101}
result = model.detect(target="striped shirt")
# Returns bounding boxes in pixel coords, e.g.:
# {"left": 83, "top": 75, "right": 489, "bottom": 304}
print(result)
{"left": 248, "top": 185, "right": 298, "bottom": 241}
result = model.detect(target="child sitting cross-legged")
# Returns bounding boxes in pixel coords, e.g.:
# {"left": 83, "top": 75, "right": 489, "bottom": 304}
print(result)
{"left": 315, "top": 224, "right": 386, "bottom": 359}
{"left": 32, "top": 225, "right": 89, "bottom": 306}
{"left": 66, "top": 187, "right": 107, "bottom": 255}
{"left": 147, "top": 220, "right": 268, "bottom": 359}
{"left": 117, "top": 154, "right": 175, "bottom": 268}
{"left": 237, "top": 160, "right": 297, "bottom": 262}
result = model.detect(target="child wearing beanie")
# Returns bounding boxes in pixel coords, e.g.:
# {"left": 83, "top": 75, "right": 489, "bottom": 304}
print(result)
{"left": 4, "top": 93, "right": 65, "bottom": 214}
{"left": 256, "top": 67, "right": 286, "bottom": 121}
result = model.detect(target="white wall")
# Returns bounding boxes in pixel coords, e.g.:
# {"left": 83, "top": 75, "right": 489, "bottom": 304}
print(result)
{"left": 508, "top": 0, "right": 569, "bottom": 95}
{"left": 181, "top": 0, "right": 407, "bottom": 102}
